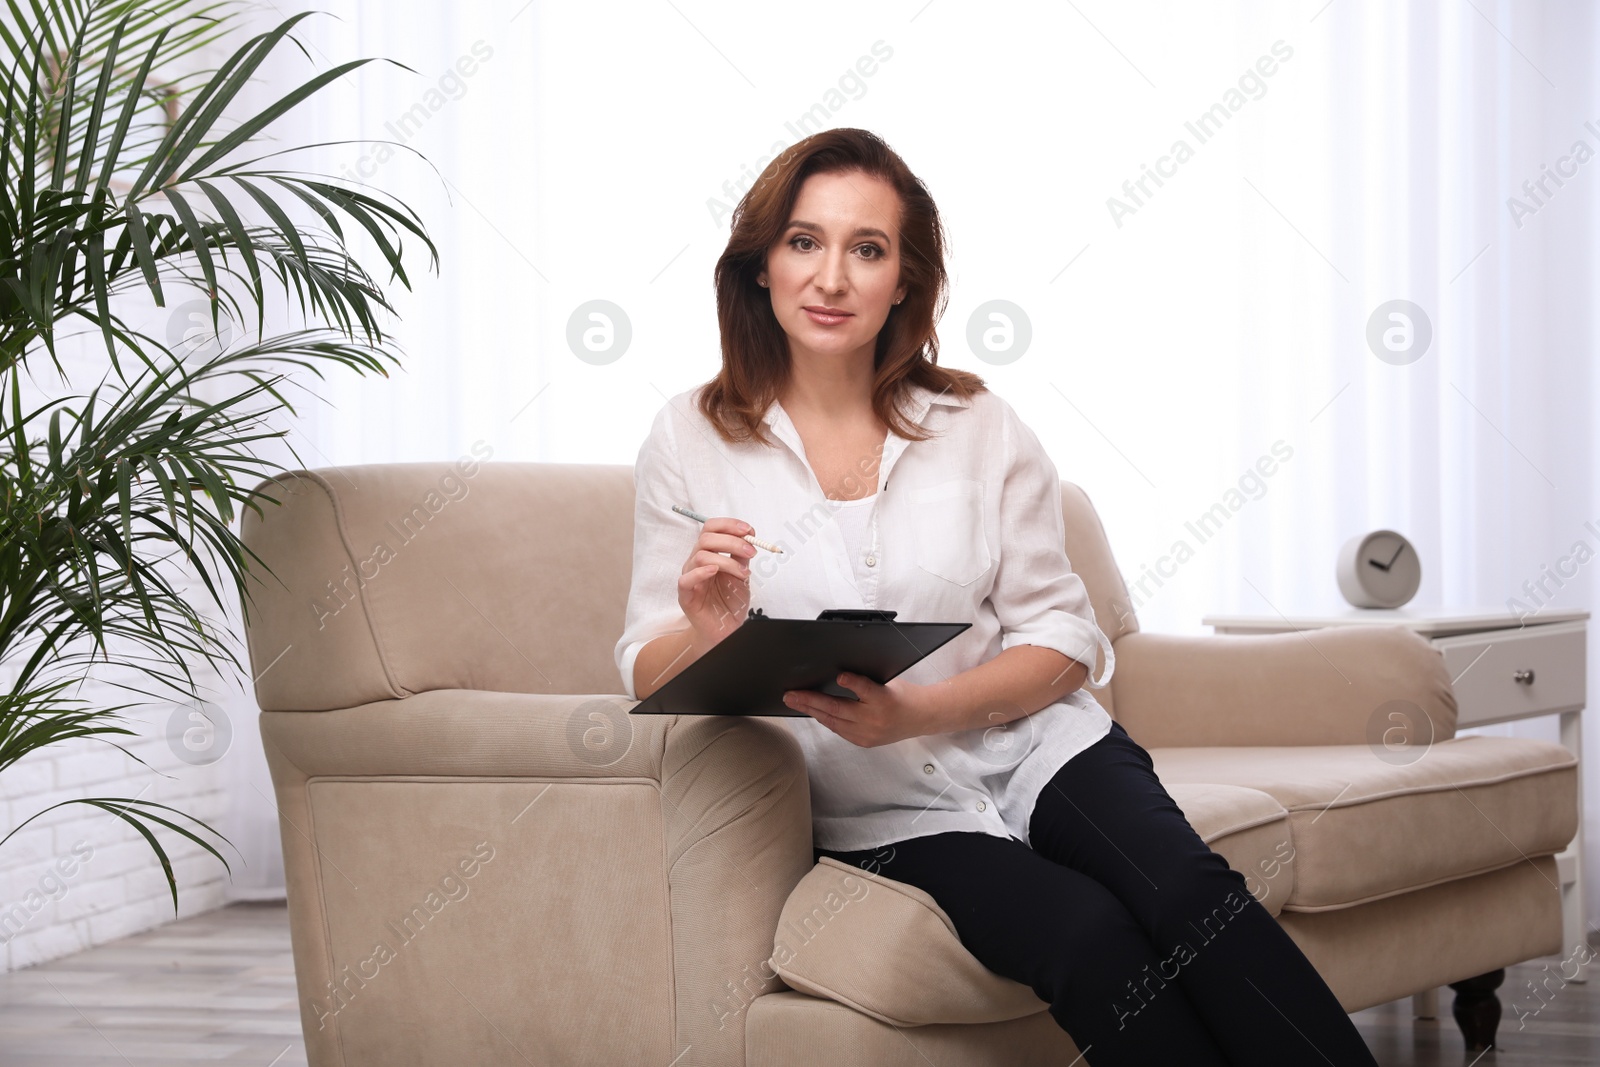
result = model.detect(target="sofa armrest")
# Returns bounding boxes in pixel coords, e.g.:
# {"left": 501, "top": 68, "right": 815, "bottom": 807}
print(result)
{"left": 1107, "top": 625, "right": 1457, "bottom": 748}
{"left": 261, "top": 689, "right": 813, "bottom": 1067}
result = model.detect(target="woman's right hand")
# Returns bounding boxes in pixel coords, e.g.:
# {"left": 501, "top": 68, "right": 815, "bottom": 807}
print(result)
{"left": 679, "top": 516, "right": 757, "bottom": 649}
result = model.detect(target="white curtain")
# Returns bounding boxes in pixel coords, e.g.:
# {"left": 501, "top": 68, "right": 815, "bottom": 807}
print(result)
{"left": 227, "top": 0, "right": 1596, "bottom": 932}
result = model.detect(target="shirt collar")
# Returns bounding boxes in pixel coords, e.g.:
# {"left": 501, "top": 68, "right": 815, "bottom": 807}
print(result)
{"left": 758, "top": 380, "right": 970, "bottom": 497}
{"left": 761, "top": 381, "right": 971, "bottom": 432}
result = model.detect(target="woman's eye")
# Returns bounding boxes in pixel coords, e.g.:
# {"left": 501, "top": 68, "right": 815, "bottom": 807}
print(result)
{"left": 788, "top": 236, "right": 885, "bottom": 260}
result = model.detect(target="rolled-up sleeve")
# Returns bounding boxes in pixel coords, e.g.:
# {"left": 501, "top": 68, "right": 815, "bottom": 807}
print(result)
{"left": 614, "top": 404, "right": 699, "bottom": 700}
{"left": 990, "top": 403, "right": 1115, "bottom": 689}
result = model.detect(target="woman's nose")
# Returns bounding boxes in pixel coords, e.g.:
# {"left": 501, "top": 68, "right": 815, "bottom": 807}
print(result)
{"left": 815, "top": 253, "right": 848, "bottom": 293}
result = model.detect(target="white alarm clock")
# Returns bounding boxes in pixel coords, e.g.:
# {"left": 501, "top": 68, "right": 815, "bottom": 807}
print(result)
{"left": 1337, "top": 530, "right": 1421, "bottom": 608}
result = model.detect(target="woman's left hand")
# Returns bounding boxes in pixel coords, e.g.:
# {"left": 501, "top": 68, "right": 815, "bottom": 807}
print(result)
{"left": 783, "top": 673, "right": 932, "bottom": 747}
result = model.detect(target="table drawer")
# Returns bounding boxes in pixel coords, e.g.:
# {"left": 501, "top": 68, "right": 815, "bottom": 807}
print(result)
{"left": 1434, "top": 621, "right": 1587, "bottom": 726}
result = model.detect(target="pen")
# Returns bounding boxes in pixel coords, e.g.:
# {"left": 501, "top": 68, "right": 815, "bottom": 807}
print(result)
{"left": 671, "top": 504, "right": 784, "bottom": 553}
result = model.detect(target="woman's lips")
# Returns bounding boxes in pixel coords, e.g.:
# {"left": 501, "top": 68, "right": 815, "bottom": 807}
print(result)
{"left": 804, "top": 308, "right": 853, "bottom": 326}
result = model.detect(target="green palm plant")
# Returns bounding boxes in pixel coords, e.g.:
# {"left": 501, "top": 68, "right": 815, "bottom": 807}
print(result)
{"left": 0, "top": 0, "right": 437, "bottom": 912}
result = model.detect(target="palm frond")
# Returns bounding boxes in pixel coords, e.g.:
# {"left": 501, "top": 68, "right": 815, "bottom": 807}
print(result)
{"left": 1, "top": 0, "right": 441, "bottom": 912}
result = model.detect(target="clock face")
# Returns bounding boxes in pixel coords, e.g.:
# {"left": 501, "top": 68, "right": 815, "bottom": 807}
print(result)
{"left": 1337, "top": 530, "right": 1422, "bottom": 608}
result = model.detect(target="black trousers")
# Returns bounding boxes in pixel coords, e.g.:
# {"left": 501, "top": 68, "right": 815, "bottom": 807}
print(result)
{"left": 817, "top": 720, "right": 1380, "bottom": 1067}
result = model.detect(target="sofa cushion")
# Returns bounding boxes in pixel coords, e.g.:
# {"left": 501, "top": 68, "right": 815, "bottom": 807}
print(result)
{"left": 1164, "top": 782, "right": 1296, "bottom": 916}
{"left": 767, "top": 858, "right": 1046, "bottom": 1027}
{"left": 1150, "top": 735, "right": 1578, "bottom": 911}
{"left": 767, "top": 784, "right": 1296, "bottom": 1027}
{"left": 746, "top": 990, "right": 1083, "bottom": 1066}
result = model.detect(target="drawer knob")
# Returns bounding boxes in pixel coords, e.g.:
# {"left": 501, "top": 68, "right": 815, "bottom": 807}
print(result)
{"left": 1513, "top": 668, "right": 1535, "bottom": 685}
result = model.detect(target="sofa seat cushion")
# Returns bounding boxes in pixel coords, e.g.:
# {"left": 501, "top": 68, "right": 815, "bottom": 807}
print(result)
{"left": 1150, "top": 735, "right": 1578, "bottom": 911}
{"left": 746, "top": 990, "right": 1083, "bottom": 1066}
{"left": 1163, "top": 782, "right": 1296, "bottom": 916}
{"left": 767, "top": 858, "right": 1047, "bottom": 1028}
{"left": 768, "top": 783, "right": 1296, "bottom": 1028}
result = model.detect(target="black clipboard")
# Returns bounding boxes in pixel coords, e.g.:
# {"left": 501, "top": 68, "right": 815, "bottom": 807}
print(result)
{"left": 629, "top": 608, "right": 970, "bottom": 717}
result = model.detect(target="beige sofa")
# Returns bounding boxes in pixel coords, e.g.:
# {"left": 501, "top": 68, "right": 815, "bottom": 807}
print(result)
{"left": 243, "top": 460, "right": 1578, "bottom": 1065}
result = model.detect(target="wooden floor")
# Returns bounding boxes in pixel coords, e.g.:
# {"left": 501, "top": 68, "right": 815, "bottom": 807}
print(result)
{"left": 0, "top": 903, "right": 306, "bottom": 1066}
{"left": 0, "top": 901, "right": 1593, "bottom": 1064}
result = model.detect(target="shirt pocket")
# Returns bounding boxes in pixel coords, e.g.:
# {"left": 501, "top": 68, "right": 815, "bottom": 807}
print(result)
{"left": 906, "top": 478, "right": 991, "bottom": 587}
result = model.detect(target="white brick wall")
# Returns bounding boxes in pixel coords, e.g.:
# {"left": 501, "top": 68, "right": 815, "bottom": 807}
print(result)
{"left": 0, "top": 687, "right": 233, "bottom": 972}
{"left": 2, "top": 287, "right": 250, "bottom": 973}
{"left": 0, "top": 439, "right": 286, "bottom": 972}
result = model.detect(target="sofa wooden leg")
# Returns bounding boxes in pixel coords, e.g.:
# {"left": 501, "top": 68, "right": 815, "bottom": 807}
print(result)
{"left": 1448, "top": 968, "right": 1505, "bottom": 1051}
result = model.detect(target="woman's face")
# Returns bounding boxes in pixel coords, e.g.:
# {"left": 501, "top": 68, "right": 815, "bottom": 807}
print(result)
{"left": 759, "top": 169, "right": 908, "bottom": 369}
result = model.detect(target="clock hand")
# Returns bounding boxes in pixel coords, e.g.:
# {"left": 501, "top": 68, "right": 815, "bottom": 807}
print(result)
{"left": 1368, "top": 541, "right": 1406, "bottom": 572}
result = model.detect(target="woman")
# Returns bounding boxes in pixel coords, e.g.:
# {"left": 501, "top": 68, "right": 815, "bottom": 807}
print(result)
{"left": 615, "top": 128, "right": 1379, "bottom": 1067}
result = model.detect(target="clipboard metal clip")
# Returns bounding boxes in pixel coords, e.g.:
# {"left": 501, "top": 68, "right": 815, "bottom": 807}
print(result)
{"left": 815, "top": 608, "right": 899, "bottom": 623}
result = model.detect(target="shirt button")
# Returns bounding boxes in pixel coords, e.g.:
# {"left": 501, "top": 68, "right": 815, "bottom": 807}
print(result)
{"left": 922, "top": 763, "right": 934, "bottom": 774}
{"left": 977, "top": 800, "right": 987, "bottom": 812}
{"left": 865, "top": 555, "right": 876, "bottom": 567}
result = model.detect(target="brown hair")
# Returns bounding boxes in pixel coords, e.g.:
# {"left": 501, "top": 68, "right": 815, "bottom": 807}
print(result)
{"left": 698, "top": 127, "right": 986, "bottom": 447}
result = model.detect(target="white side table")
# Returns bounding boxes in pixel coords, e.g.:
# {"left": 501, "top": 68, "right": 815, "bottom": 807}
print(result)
{"left": 1202, "top": 606, "right": 1589, "bottom": 993}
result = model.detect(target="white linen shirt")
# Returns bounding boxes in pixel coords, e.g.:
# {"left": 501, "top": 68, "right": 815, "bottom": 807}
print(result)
{"left": 615, "top": 380, "right": 1116, "bottom": 852}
